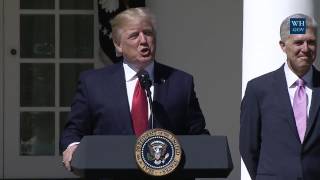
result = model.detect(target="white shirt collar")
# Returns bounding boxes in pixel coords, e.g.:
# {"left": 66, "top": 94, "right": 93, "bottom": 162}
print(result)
{"left": 123, "top": 60, "right": 154, "bottom": 82}
{"left": 284, "top": 62, "right": 313, "bottom": 88}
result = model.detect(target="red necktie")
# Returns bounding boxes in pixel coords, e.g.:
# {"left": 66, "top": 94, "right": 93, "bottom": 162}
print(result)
{"left": 131, "top": 80, "right": 148, "bottom": 136}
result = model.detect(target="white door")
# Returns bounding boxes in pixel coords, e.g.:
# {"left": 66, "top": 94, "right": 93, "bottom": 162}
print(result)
{"left": 3, "top": 0, "right": 101, "bottom": 178}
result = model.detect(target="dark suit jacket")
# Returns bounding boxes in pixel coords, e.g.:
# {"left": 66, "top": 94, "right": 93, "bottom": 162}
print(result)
{"left": 60, "top": 61, "right": 209, "bottom": 152}
{"left": 240, "top": 65, "right": 320, "bottom": 180}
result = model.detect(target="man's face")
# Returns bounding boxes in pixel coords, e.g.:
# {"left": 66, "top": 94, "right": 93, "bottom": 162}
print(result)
{"left": 115, "top": 19, "right": 156, "bottom": 70}
{"left": 280, "top": 28, "right": 317, "bottom": 77}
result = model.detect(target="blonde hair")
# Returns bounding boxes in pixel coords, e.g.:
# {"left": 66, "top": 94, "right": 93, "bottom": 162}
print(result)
{"left": 110, "top": 7, "right": 156, "bottom": 45}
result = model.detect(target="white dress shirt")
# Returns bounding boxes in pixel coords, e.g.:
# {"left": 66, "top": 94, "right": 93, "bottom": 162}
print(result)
{"left": 284, "top": 62, "right": 313, "bottom": 117}
{"left": 123, "top": 60, "right": 154, "bottom": 118}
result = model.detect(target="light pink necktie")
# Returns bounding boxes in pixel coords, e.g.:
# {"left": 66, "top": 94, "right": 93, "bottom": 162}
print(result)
{"left": 293, "top": 79, "right": 307, "bottom": 143}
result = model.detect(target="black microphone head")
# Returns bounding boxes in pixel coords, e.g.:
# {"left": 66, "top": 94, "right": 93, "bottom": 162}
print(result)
{"left": 138, "top": 70, "right": 152, "bottom": 90}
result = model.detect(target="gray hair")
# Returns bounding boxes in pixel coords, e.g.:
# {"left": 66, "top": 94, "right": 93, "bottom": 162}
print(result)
{"left": 280, "top": 13, "right": 317, "bottom": 41}
{"left": 110, "top": 7, "right": 156, "bottom": 45}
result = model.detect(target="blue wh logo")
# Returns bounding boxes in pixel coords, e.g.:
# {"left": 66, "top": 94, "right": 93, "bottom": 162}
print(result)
{"left": 290, "top": 18, "right": 306, "bottom": 34}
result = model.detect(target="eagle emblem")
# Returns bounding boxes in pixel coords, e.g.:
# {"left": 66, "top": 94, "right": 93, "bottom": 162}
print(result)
{"left": 147, "top": 140, "right": 170, "bottom": 165}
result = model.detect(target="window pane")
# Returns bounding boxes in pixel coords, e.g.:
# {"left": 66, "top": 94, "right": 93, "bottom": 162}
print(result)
{"left": 20, "top": 15, "right": 55, "bottom": 58}
{"left": 60, "top": 112, "right": 69, "bottom": 137}
{"left": 20, "top": 0, "right": 54, "bottom": 9}
{"left": 60, "top": 63, "right": 94, "bottom": 106}
{"left": 60, "top": 15, "right": 93, "bottom": 58}
{"left": 20, "top": 63, "right": 55, "bottom": 107}
{"left": 59, "top": 112, "right": 69, "bottom": 155}
{"left": 20, "top": 112, "right": 55, "bottom": 156}
{"left": 60, "top": 0, "right": 93, "bottom": 10}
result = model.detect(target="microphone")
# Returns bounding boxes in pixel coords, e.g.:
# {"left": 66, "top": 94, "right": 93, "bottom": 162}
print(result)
{"left": 138, "top": 71, "right": 154, "bottom": 129}
{"left": 138, "top": 71, "right": 152, "bottom": 98}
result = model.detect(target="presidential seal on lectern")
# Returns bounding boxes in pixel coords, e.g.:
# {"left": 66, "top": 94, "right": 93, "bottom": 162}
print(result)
{"left": 135, "top": 128, "right": 182, "bottom": 176}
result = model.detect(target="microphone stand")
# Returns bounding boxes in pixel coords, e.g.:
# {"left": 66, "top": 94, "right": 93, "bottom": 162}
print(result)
{"left": 138, "top": 71, "right": 155, "bottom": 129}
{"left": 145, "top": 89, "right": 154, "bottom": 129}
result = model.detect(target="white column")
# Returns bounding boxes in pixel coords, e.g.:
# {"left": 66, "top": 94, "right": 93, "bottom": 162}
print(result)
{"left": 242, "top": 0, "right": 314, "bottom": 179}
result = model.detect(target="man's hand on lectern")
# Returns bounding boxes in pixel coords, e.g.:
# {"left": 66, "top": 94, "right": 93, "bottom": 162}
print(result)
{"left": 62, "top": 144, "right": 78, "bottom": 171}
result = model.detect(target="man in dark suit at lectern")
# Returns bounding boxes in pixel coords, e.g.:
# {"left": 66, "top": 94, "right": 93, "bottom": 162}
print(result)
{"left": 60, "top": 7, "right": 209, "bottom": 173}
{"left": 240, "top": 14, "right": 320, "bottom": 180}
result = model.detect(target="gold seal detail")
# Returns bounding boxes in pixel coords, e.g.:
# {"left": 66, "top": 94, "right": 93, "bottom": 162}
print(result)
{"left": 135, "top": 128, "right": 181, "bottom": 176}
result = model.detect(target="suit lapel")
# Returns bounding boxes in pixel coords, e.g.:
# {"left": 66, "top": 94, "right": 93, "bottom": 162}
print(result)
{"left": 153, "top": 62, "right": 168, "bottom": 98}
{"left": 273, "top": 65, "right": 301, "bottom": 141}
{"left": 103, "top": 63, "right": 133, "bottom": 134}
{"left": 152, "top": 62, "right": 170, "bottom": 129}
{"left": 305, "top": 67, "right": 320, "bottom": 140}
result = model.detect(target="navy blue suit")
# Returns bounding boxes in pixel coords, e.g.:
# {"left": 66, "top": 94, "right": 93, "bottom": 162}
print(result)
{"left": 60, "top": 61, "right": 209, "bottom": 151}
{"left": 240, "top": 65, "right": 320, "bottom": 180}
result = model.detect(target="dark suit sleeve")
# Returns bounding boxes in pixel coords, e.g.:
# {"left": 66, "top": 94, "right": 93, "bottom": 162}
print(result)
{"left": 240, "top": 81, "right": 261, "bottom": 179}
{"left": 60, "top": 73, "right": 93, "bottom": 152}
{"left": 185, "top": 78, "right": 210, "bottom": 135}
